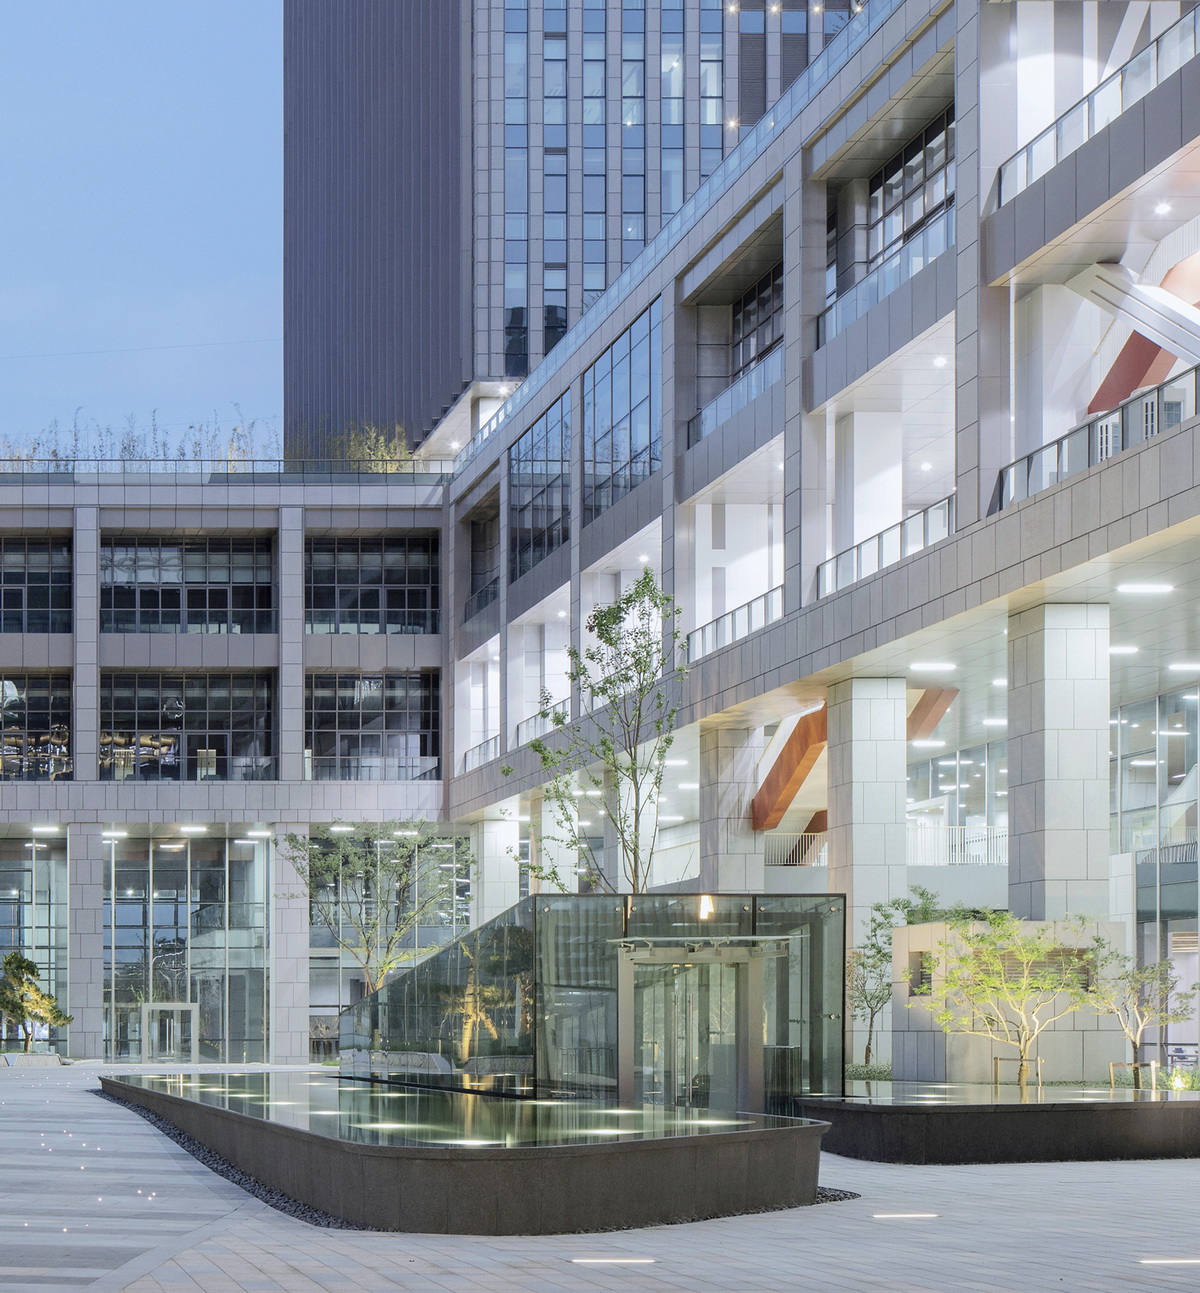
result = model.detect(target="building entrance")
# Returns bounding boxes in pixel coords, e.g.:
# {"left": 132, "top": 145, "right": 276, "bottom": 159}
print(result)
{"left": 141, "top": 1003, "right": 198, "bottom": 1063}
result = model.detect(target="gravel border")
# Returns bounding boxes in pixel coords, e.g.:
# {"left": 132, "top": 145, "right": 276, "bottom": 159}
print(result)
{"left": 95, "top": 1088, "right": 860, "bottom": 1231}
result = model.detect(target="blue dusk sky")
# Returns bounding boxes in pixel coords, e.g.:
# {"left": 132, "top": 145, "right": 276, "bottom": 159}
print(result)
{"left": 0, "top": 2, "right": 282, "bottom": 453}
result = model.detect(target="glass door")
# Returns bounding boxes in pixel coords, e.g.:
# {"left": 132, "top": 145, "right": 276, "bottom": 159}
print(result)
{"left": 633, "top": 961, "right": 739, "bottom": 1111}
{"left": 143, "top": 1005, "right": 198, "bottom": 1062}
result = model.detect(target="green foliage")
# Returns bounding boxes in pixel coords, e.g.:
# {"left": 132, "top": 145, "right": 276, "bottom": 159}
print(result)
{"left": 1090, "top": 944, "right": 1198, "bottom": 1080}
{"left": 281, "top": 822, "right": 473, "bottom": 996}
{"left": 326, "top": 422, "right": 413, "bottom": 471}
{"left": 845, "top": 1062, "right": 893, "bottom": 1081}
{"left": 0, "top": 952, "right": 72, "bottom": 1053}
{"left": 909, "top": 910, "right": 1098, "bottom": 1090}
{"left": 513, "top": 569, "right": 685, "bottom": 893}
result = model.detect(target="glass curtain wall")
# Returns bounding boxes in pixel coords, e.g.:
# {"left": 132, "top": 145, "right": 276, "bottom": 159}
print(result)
{"left": 305, "top": 536, "right": 439, "bottom": 635}
{"left": 907, "top": 740, "right": 1008, "bottom": 829}
{"left": 304, "top": 672, "right": 441, "bottom": 781}
{"left": 103, "top": 834, "right": 268, "bottom": 1062}
{"left": 100, "top": 537, "right": 274, "bottom": 634}
{"left": 508, "top": 394, "right": 572, "bottom": 580}
{"left": 0, "top": 674, "right": 72, "bottom": 782}
{"left": 99, "top": 673, "right": 275, "bottom": 782}
{"left": 582, "top": 300, "right": 662, "bottom": 523}
{"left": 0, "top": 538, "right": 71, "bottom": 633}
{"left": 0, "top": 832, "right": 67, "bottom": 1051}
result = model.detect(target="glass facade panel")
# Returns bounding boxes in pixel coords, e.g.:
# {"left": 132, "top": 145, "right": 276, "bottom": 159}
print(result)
{"left": 305, "top": 536, "right": 439, "bottom": 634}
{"left": 0, "top": 832, "right": 68, "bottom": 1051}
{"left": 730, "top": 262, "right": 783, "bottom": 380}
{"left": 99, "top": 672, "right": 275, "bottom": 782}
{"left": 100, "top": 537, "right": 274, "bottom": 634}
{"left": 0, "top": 674, "right": 71, "bottom": 782}
{"left": 508, "top": 393, "right": 572, "bottom": 581}
{"left": 0, "top": 538, "right": 72, "bottom": 633}
{"left": 866, "top": 106, "right": 954, "bottom": 271}
{"left": 304, "top": 672, "right": 441, "bottom": 781}
{"left": 582, "top": 300, "right": 662, "bottom": 523}
{"left": 103, "top": 834, "right": 268, "bottom": 1062}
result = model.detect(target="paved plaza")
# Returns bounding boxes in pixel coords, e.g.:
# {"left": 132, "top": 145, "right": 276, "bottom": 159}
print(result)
{"left": 2, "top": 1066, "right": 1200, "bottom": 1292}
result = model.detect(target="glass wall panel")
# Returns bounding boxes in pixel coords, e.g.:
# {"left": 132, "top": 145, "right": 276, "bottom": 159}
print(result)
{"left": 304, "top": 672, "right": 441, "bottom": 781}
{"left": 0, "top": 538, "right": 72, "bottom": 633}
{"left": 508, "top": 393, "right": 572, "bottom": 581}
{"left": 0, "top": 674, "right": 71, "bottom": 782}
{"left": 0, "top": 832, "right": 68, "bottom": 1051}
{"left": 305, "top": 535, "right": 439, "bottom": 635}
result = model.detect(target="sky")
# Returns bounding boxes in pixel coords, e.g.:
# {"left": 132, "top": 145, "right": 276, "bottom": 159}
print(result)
{"left": 0, "top": 2, "right": 282, "bottom": 454}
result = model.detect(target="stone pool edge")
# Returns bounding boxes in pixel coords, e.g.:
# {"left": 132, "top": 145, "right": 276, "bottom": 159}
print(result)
{"left": 99, "top": 1076, "right": 829, "bottom": 1234}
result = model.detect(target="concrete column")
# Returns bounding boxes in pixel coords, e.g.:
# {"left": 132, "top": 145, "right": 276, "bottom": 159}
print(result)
{"left": 472, "top": 818, "right": 521, "bottom": 925}
{"left": 1007, "top": 603, "right": 1111, "bottom": 920}
{"left": 270, "top": 827, "right": 311, "bottom": 1064}
{"left": 699, "top": 726, "right": 765, "bottom": 893}
{"left": 72, "top": 507, "right": 100, "bottom": 782}
{"left": 66, "top": 822, "right": 107, "bottom": 1058}
{"left": 538, "top": 797, "right": 578, "bottom": 892}
{"left": 826, "top": 678, "right": 908, "bottom": 945}
{"left": 276, "top": 506, "right": 306, "bottom": 782}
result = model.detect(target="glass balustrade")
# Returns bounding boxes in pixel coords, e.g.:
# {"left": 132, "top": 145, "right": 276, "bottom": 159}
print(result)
{"left": 816, "top": 495, "right": 955, "bottom": 599}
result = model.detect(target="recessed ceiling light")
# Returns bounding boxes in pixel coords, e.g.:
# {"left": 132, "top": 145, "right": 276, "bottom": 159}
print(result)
{"left": 911, "top": 739, "right": 946, "bottom": 748}
{"left": 982, "top": 718, "right": 1007, "bottom": 726}
{"left": 638, "top": 554, "right": 649, "bottom": 562}
{"left": 30, "top": 825, "right": 58, "bottom": 834}
{"left": 101, "top": 830, "right": 128, "bottom": 839}
{"left": 873, "top": 1213, "right": 939, "bottom": 1219}
{"left": 664, "top": 759, "right": 688, "bottom": 766}
{"left": 1155, "top": 202, "right": 1173, "bottom": 215}
{"left": 1169, "top": 663, "right": 1200, "bottom": 672}
{"left": 329, "top": 825, "right": 355, "bottom": 833}
{"left": 933, "top": 356, "right": 948, "bottom": 368}
{"left": 992, "top": 678, "right": 1007, "bottom": 687}
{"left": 1117, "top": 583, "right": 1173, "bottom": 594}
{"left": 179, "top": 825, "right": 207, "bottom": 834}
{"left": 232, "top": 839, "right": 257, "bottom": 846}
{"left": 909, "top": 662, "right": 956, "bottom": 672}
{"left": 1109, "top": 646, "right": 1139, "bottom": 655}
{"left": 449, "top": 440, "right": 460, "bottom": 449}
{"left": 557, "top": 610, "right": 567, "bottom": 618}
{"left": 920, "top": 461, "right": 932, "bottom": 471}
{"left": 1141, "top": 1258, "right": 1200, "bottom": 1265}
{"left": 246, "top": 830, "right": 272, "bottom": 838}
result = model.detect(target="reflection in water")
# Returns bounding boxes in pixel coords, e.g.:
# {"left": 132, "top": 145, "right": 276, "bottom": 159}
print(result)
{"left": 122, "top": 1071, "right": 805, "bottom": 1148}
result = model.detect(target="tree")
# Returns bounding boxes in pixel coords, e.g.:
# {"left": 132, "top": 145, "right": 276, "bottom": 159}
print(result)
{"left": 1090, "top": 946, "right": 1198, "bottom": 1087}
{"left": 281, "top": 822, "right": 473, "bottom": 997}
{"left": 909, "top": 911, "right": 1097, "bottom": 1091}
{"left": 847, "top": 886, "right": 971, "bottom": 1066}
{"left": 327, "top": 422, "right": 413, "bottom": 472}
{"left": 504, "top": 569, "right": 685, "bottom": 893}
{"left": 0, "top": 952, "right": 72, "bottom": 1053}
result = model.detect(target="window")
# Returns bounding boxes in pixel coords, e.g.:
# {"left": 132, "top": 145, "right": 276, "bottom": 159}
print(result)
{"left": 731, "top": 263, "right": 783, "bottom": 380}
{"left": 583, "top": 300, "right": 662, "bottom": 523}
{"left": 99, "top": 673, "right": 274, "bottom": 782}
{"left": 0, "top": 674, "right": 71, "bottom": 782}
{"left": 0, "top": 538, "right": 71, "bottom": 633}
{"left": 508, "top": 393, "right": 572, "bottom": 581}
{"left": 100, "top": 538, "right": 273, "bottom": 634}
{"left": 867, "top": 107, "right": 955, "bottom": 269}
{"left": 305, "top": 673, "right": 441, "bottom": 781}
{"left": 305, "top": 536, "right": 439, "bottom": 635}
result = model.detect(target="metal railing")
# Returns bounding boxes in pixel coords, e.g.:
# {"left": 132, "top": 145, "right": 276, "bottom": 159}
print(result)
{"left": 687, "top": 586, "right": 784, "bottom": 662}
{"left": 0, "top": 457, "right": 455, "bottom": 481}
{"left": 816, "top": 495, "right": 955, "bottom": 599}
{"left": 999, "top": 8, "right": 1200, "bottom": 206}
{"left": 686, "top": 346, "right": 784, "bottom": 447}
{"left": 463, "top": 577, "right": 500, "bottom": 623}
{"left": 514, "top": 700, "right": 569, "bottom": 748}
{"left": 993, "top": 366, "right": 1198, "bottom": 512}
{"left": 764, "top": 825, "right": 1008, "bottom": 867}
{"left": 817, "top": 206, "right": 954, "bottom": 346}
{"left": 454, "top": 0, "right": 907, "bottom": 475}
{"left": 460, "top": 735, "right": 500, "bottom": 773}
{"left": 305, "top": 756, "right": 440, "bottom": 782}
{"left": 99, "top": 756, "right": 278, "bottom": 782}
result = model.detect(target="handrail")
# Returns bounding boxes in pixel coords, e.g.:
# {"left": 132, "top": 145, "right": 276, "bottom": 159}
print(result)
{"left": 514, "top": 699, "right": 569, "bottom": 747}
{"left": 454, "top": 0, "right": 907, "bottom": 474}
{"left": 463, "top": 577, "right": 500, "bottom": 622}
{"left": 998, "top": 7, "right": 1200, "bottom": 206}
{"left": 0, "top": 457, "right": 455, "bottom": 480}
{"left": 817, "top": 206, "right": 954, "bottom": 346}
{"left": 816, "top": 495, "right": 955, "bottom": 599}
{"left": 992, "top": 366, "right": 1198, "bottom": 512}
{"left": 461, "top": 735, "right": 500, "bottom": 773}
{"left": 687, "top": 586, "right": 784, "bottom": 662}
{"left": 305, "top": 755, "right": 440, "bottom": 782}
{"left": 687, "top": 346, "right": 783, "bottom": 447}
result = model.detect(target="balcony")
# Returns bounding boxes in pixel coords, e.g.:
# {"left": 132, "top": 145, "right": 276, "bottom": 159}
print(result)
{"left": 463, "top": 577, "right": 500, "bottom": 623}
{"left": 687, "top": 586, "right": 784, "bottom": 662}
{"left": 992, "top": 366, "right": 1198, "bottom": 512}
{"left": 461, "top": 735, "right": 499, "bottom": 773}
{"left": 305, "top": 756, "right": 440, "bottom": 782}
{"left": 765, "top": 825, "right": 1008, "bottom": 868}
{"left": 998, "top": 7, "right": 1200, "bottom": 206}
{"left": 686, "top": 346, "right": 784, "bottom": 448}
{"left": 816, "top": 495, "right": 954, "bottom": 600}
{"left": 514, "top": 700, "right": 569, "bottom": 748}
{"left": 817, "top": 207, "right": 954, "bottom": 346}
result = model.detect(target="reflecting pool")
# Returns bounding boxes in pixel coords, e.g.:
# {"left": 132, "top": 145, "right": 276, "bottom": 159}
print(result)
{"left": 119, "top": 1071, "right": 810, "bottom": 1148}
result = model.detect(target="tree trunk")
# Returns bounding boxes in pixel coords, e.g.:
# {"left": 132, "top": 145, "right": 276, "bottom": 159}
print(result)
{"left": 1131, "top": 1038, "right": 1142, "bottom": 1089}
{"left": 864, "top": 1014, "right": 875, "bottom": 1068}
{"left": 1016, "top": 1056, "right": 1029, "bottom": 1091}
{"left": 23, "top": 1024, "right": 32, "bottom": 1054}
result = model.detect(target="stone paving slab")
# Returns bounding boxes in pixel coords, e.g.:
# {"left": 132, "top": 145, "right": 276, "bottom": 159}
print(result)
{"left": 3, "top": 1066, "right": 1200, "bottom": 1291}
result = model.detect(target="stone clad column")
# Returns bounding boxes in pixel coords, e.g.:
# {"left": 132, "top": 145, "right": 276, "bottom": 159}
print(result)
{"left": 826, "top": 678, "right": 908, "bottom": 944}
{"left": 72, "top": 507, "right": 100, "bottom": 782}
{"left": 270, "top": 826, "right": 311, "bottom": 1064}
{"left": 472, "top": 818, "right": 521, "bottom": 925}
{"left": 276, "top": 506, "right": 306, "bottom": 782}
{"left": 66, "top": 823, "right": 107, "bottom": 1058}
{"left": 1007, "top": 604, "right": 1110, "bottom": 920}
{"left": 699, "top": 726, "right": 765, "bottom": 893}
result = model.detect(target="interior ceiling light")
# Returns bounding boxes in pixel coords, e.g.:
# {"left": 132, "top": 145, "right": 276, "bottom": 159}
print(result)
{"left": 920, "top": 461, "right": 932, "bottom": 471}
{"left": 909, "top": 662, "right": 955, "bottom": 672}
{"left": 179, "top": 824, "right": 207, "bottom": 834}
{"left": 246, "top": 829, "right": 272, "bottom": 838}
{"left": 30, "top": 825, "right": 58, "bottom": 834}
{"left": 1109, "top": 645, "right": 1139, "bottom": 654}
{"left": 911, "top": 739, "right": 946, "bottom": 748}
{"left": 329, "top": 824, "right": 355, "bottom": 833}
{"left": 982, "top": 718, "right": 1007, "bottom": 726}
{"left": 1168, "top": 663, "right": 1200, "bottom": 672}
{"left": 1117, "top": 583, "right": 1173, "bottom": 594}
{"left": 1155, "top": 202, "right": 1173, "bottom": 215}
{"left": 933, "top": 355, "right": 948, "bottom": 368}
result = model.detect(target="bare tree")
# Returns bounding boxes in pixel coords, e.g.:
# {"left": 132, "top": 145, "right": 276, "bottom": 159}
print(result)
{"left": 281, "top": 821, "right": 473, "bottom": 996}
